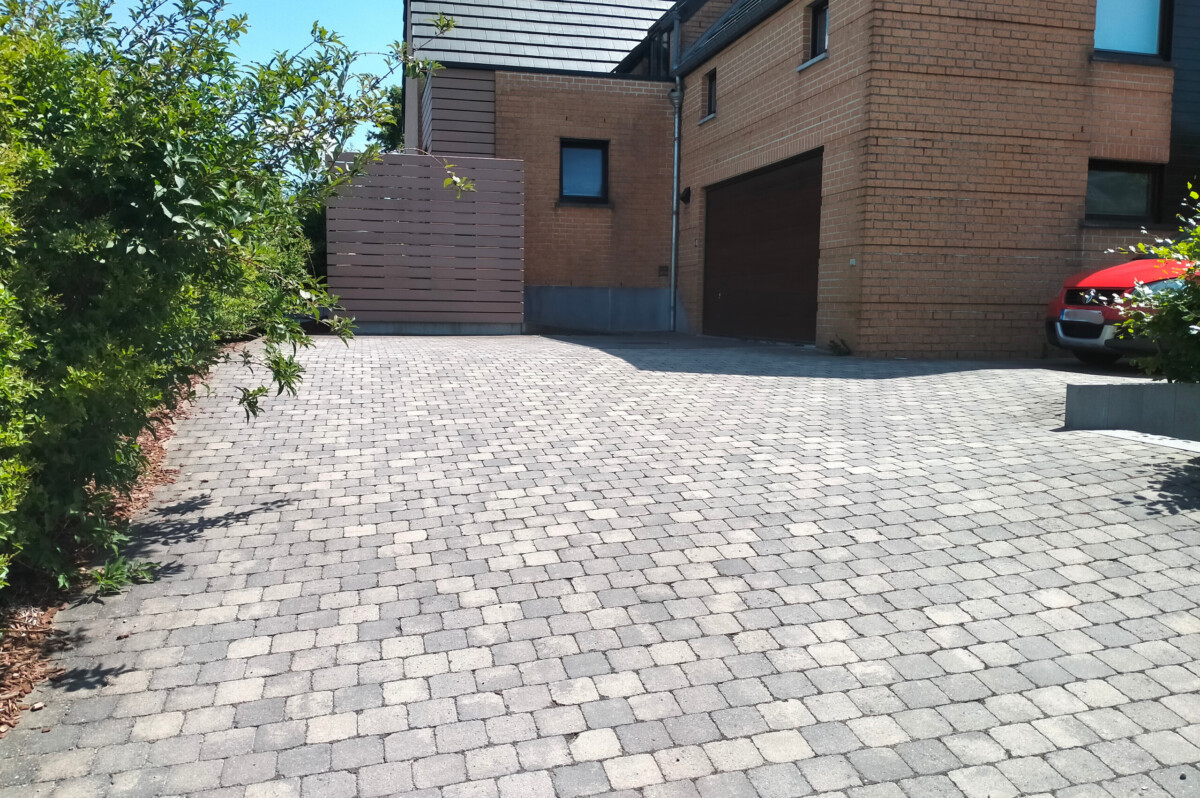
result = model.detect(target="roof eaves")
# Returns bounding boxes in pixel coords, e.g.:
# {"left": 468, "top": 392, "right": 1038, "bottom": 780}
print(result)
{"left": 675, "top": 0, "right": 794, "bottom": 76}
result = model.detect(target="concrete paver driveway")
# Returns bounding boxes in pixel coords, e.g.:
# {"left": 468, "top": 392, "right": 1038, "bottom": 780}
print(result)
{"left": 3, "top": 336, "right": 1199, "bottom": 798}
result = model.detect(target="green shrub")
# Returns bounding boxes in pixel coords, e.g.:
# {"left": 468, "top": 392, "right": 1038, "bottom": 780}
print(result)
{"left": 0, "top": 284, "right": 36, "bottom": 591}
{"left": 1117, "top": 188, "right": 1200, "bottom": 383}
{"left": 0, "top": 0, "right": 440, "bottom": 591}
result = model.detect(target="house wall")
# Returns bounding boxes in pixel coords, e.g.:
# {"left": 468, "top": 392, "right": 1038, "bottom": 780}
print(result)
{"left": 675, "top": 0, "right": 1175, "bottom": 357}
{"left": 493, "top": 71, "right": 676, "bottom": 331}
{"left": 675, "top": 0, "right": 875, "bottom": 348}
{"left": 857, "top": 0, "right": 1174, "bottom": 357}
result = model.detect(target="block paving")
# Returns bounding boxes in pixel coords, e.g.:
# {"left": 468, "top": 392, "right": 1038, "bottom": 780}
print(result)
{"left": 2, "top": 335, "right": 1199, "bottom": 797}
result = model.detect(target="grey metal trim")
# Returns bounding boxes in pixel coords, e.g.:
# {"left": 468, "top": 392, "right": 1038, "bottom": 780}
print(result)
{"left": 795, "top": 51, "right": 828, "bottom": 73}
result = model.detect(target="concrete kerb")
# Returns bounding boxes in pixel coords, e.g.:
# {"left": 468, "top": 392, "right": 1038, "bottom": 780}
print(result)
{"left": 1065, "top": 381, "right": 1200, "bottom": 441}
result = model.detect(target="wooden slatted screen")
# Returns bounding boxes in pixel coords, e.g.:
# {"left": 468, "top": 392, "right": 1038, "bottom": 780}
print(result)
{"left": 326, "top": 154, "right": 524, "bottom": 325}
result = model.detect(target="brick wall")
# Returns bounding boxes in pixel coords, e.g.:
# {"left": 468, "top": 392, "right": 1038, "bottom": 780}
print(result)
{"left": 493, "top": 72, "right": 675, "bottom": 289}
{"left": 676, "top": 0, "right": 875, "bottom": 345}
{"left": 675, "top": 0, "right": 1176, "bottom": 357}
{"left": 858, "top": 0, "right": 1174, "bottom": 357}
{"left": 1088, "top": 61, "right": 1173, "bottom": 162}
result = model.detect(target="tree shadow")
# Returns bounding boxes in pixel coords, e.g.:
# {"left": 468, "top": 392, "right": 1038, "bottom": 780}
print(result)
{"left": 62, "top": 495, "right": 291, "bottom": 607}
{"left": 40, "top": 495, "right": 294, "bottom": 697}
{"left": 119, "top": 494, "right": 291, "bottom": 560}
{"left": 1122, "top": 457, "right": 1200, "bottom": 516}
{"left": 48, "top": 660, "right": 132, "bottom": 693}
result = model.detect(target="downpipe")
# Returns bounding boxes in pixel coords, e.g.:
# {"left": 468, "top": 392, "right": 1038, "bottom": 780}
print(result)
{"left": 667, "top": 78, "right": 683, "bottom": 333}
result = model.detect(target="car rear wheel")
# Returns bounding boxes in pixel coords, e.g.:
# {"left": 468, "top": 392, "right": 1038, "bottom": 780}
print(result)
{"left": 1072, "top": 350, "right": 1121, "bottom": 366}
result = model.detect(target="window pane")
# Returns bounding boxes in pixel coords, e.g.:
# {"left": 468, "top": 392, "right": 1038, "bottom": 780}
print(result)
{"left": 1095, "top": 0, "right": 1161, "bottom": 55}
{"left": 562, "top": 147, "right": 604, "bottom": 198}
{"left": 813, "top": 5, "right": 828, "bottom": 57}
{"left": 1086, "top": 169, "right": 1153, "bottom": 217}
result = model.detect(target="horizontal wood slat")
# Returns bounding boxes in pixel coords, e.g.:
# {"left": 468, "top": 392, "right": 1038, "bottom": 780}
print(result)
{"left": 432, "top": 129, "right": 497, "bottom": 145}
{"left": 328, "top": 295, "right": 520, "bottom": 312}
{"left": 328, "top": 277, "right": 523, "bottom": 293}
{"left": 331, "top": 163, "right": 521, "bottom": 181}
{"left": 328, "top": 234, "right": 520, "bottom": 249}
{"left": 328, "top": 193, "right": 520, "bottom": 210}
{"left": 329, "top": 178, "right": 520, "bottom": 192}
{"left": 327, "top": 153, "right": 524, "bottom": 325}
{"left": 329, "top": 255, "right": 523, "bottom": 270}
{"left": 327, "top": 194, "right": 523, "bottom": 212}
{"left": 328, "top": 222, "right": 520, "bottom": 237}
{"left": 328, "top": 216, "right": 520, "bottom": 231}
{"left": 332, "top": 289, "right": 522, "bottom": 303}
{"left": 433, "top": 108, "right": 496, "bottom": 124}
{"left": 434, "top": 87, "right": 496, "bottom": 102}
{"left": 328, "top": 244, "right": 521, "bottom": 258}
{"left": 341, "top": 310, "right": 522, "bottom": 323}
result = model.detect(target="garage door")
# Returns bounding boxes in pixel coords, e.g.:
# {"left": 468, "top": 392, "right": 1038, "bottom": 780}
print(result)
{"left": 703, "top": 152, "right": 822, "bottom": 342}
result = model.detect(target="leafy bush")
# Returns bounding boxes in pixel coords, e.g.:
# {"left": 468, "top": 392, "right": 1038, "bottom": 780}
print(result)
{"left": 369, "top": 85, "right": 406, "bottom": 153}
{"left": 0, "top": 284, "right": 35, "bottom": 591}
{"left": 0, "top": 0, "right": 438, "bottom": 591}
{"left": 1117, "top": 188, "right": 1200, "bottom": 383}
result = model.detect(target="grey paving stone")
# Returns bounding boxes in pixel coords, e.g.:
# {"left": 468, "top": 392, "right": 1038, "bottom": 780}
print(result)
{"left": 553, "top": 762, "right": 611, "bottom": 798}
{"left": 849, "top": 747, "right": 915, "bottom": 783}
{"left": 894, "top": 739, "right": 959, "bottom": 775}
{"left": 2, "top": 336, "right": 1197, "bottom": 796}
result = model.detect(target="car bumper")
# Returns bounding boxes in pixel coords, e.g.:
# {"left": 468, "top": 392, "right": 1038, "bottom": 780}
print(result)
{"left": 1045, "top": 319, "right": 1154, "bottom": 354}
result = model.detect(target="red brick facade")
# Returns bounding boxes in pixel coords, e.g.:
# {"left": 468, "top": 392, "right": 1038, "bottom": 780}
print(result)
{"left": 493, "top": 72, "right": 675, "bottom": 290}
{"left": 674, "top": 0, "right": 1175, "bottom": 357}
{"left": 676, "top": 0, "right": 873, "bottom": 344}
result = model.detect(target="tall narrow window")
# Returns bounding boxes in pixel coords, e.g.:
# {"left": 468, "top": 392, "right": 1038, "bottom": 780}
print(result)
{"left": 811, "top": 1, "right": 829, "bottom": 59}
{"left": 1086, "top": 161, "right": 1160, "bottom": 222}
{"left": 560, "top": 139, "right": 609, "bottom": 203}
{"left": 705, "top": 70, "right": 717, "bottom": 118}
{"left": 1095, "top": 0, "right": 1168, "bottom": 57}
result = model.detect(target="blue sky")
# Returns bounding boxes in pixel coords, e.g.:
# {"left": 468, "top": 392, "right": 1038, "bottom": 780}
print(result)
{"left": 108, "top": 1, "right": 409, "bottom": 148}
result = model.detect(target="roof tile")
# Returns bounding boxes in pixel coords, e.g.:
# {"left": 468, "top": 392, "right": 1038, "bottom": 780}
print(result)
{"left": 410, "top": 0, "right": 676, "bottom": 72}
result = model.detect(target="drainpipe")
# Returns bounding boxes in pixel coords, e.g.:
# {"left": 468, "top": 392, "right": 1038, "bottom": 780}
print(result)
{"left": 667, "top": 77, "right": 683, "bottom": 333}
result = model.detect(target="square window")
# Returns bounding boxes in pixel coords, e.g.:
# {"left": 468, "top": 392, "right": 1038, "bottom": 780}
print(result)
{"left": 705, "top": 69, "right": 717, "bottom": 118}
{"left": 1086, "top": 161, "right": 1160, "bottom": 222}
{"left": 1095, "top": 0, "right": 1169, "bottom": 57}
{"left": 811, "top": 1, "right": 829, "bottom": 59}
{"left": 560, "top": 140, "right": 609, "bottom": 203}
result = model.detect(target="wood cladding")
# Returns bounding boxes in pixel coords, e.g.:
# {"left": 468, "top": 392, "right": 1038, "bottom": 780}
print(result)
{"left": 427, "top": 69, "right": 497, "bottom": 157}
{"left": 326, "top": 154, "right": 524, "bottom": 324}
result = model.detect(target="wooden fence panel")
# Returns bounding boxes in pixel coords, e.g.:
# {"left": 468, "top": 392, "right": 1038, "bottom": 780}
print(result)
{"left": 326, "top": 153, "right": 524, "bottom": 328}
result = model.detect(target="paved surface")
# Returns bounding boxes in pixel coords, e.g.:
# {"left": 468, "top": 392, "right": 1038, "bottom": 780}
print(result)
{"left": 3, "top": 336, "right": 1200, "bottom": 798}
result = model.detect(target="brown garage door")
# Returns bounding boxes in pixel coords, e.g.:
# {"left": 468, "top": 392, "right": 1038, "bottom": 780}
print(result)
{"left": 703, "top": 152, "right": 822, "bottom": 342}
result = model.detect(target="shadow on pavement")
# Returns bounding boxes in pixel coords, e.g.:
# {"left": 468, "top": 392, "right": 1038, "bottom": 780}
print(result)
{"left": 120, "top": 495, "right": 290, "bottom": 561}
{"left": 49, "top": 660, "right": 132, "bottom": 694}
{"left": 1131, "top": 457, "right": 1200, "bottom": 516}
{"left": 548, "top": 334, "right": 1145, "bottom": 380}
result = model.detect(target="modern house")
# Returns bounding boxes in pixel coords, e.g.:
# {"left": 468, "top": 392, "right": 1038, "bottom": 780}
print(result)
{"left": 368, "top": 0, "right": 1195, "bottom": 357}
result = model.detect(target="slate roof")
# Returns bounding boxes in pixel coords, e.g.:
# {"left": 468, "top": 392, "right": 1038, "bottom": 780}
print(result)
{"left": 409, "top": 0, "right": 677, "bottom": 73}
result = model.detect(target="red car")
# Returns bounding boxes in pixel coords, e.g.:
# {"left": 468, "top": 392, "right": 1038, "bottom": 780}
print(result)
{"left": 1046, "top": 258, "right": 1189, "bottom": 365}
